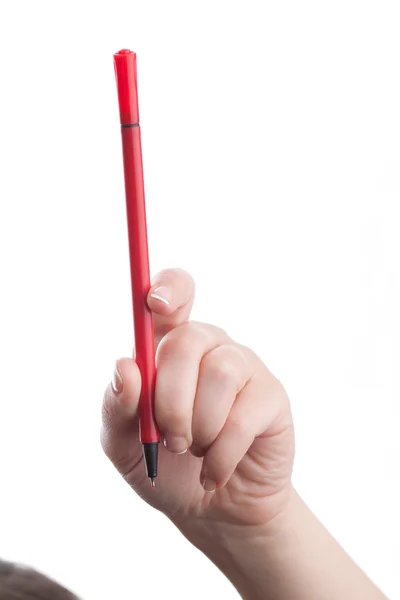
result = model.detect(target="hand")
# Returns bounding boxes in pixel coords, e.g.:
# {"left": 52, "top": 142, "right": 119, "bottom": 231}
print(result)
{"left": 101, "top": 268, "right": 294, "bottom": 530}
{"left": 100, "top": 268, "right": 387, "bottom": 600}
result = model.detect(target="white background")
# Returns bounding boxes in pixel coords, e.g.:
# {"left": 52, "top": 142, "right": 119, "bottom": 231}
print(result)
{"left": 0, "top": 1, "right": 398, "bottom": 598}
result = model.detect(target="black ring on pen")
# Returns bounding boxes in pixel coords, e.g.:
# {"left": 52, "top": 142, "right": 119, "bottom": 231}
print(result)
{"left": 121, "top": 123, "right": 139, "bottom": 128}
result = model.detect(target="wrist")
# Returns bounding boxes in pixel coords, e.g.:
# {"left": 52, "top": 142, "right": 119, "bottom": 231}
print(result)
{"left": 172, "top": 485, "right": 300, "bottom": 600}
{"left": 173, "top": 486, "right": 386, "bottom": 600}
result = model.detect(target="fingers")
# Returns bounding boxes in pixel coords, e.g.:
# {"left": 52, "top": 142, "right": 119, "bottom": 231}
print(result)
{"left": 155, "top": 321, "right": 231, "bottom": 453}
{"left": 102, "top": 319, "right": 286, "bottom": 496}
{"left": 200, "top": 372, "right": 284, "bottom": 491}
{"left": 100, "top": 358, "right": 143, "bottom": 480}
{"left": 191, "top": 344, "right": 254, "bottom": 457}
{"left": 147, "top": 268, "right": 195, "bottom": 348}
{"left": 156, "top": 321, "right": 280, "bottom": 492}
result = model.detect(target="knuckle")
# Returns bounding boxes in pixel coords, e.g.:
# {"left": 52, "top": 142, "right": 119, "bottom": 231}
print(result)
{"left": 157, "top": 322, "right": 208, "bottom": 362}
{"left": 206, "top": 355, "right": 237, "bottom": 385}
{"left": 214, "top": 324, "right": 229, "bottom": 338}
{"left": 157, "top": 332, "right": 192, "bottom": 363}
{"left": 237, "top": 343, "right": 260, "bottom": 365}
{"left": 203, "top": 344, "right": 245, "bottom": 387}
{"left": 204, "top": 322, "right": 228, "bottom": 339}
{"left": 185, "top": 320, "right": 209, "bottom": 338}
{"left": 227, "top": 414, "right": 253, "bottom": 438}
{"left": 186, "top": 320, "right": 226, "bottom": 343}
{"left": 259, "top": 370, "right": 289, "bottom": 405}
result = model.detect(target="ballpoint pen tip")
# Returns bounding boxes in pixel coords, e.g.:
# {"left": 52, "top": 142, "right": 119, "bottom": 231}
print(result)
{"left": 150, "top": 477, "right": 156, "bottom": 489}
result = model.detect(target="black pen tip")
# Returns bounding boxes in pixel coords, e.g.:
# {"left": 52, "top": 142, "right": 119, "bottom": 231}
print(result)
{"left": 150, "top": 477, "right": 156, "bottom": 489}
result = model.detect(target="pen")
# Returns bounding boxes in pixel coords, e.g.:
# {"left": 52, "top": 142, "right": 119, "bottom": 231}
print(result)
{"left": 113, "top": 49, "right": 160, "bottom": 488}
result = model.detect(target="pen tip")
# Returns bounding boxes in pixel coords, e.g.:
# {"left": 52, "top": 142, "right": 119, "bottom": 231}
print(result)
{"left": 150, "top": 477, "right": 156, "bottom": 489}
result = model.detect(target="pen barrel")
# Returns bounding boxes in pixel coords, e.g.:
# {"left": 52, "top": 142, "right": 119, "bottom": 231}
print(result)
{"left": 121, "top": 126, "right": 160, "bottom": 444}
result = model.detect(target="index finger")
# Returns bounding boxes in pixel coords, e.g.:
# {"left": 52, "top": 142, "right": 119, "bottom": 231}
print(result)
{"left": 147, "top": 268, "right": 195, "bottom": 348}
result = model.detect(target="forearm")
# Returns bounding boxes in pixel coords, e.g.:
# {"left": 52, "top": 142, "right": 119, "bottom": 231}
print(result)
{"left": 177, "top": 488, "right": 386, "bottom": 600}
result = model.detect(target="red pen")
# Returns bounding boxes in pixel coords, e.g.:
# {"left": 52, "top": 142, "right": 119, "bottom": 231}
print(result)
{"left": 113, "top": 49, "right": 160, "bottom": 488}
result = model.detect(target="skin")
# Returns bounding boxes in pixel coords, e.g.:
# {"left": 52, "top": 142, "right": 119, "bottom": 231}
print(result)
{"left": 101, "top": 268, "right": 387, "bottom": 600}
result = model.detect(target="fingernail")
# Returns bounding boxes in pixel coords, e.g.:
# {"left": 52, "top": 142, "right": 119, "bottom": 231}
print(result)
{"left": 150, "top": 285, "right": 171, "bottom": 305}
{"left": 111, "top": 360, "right": 123, "bottom": 394}
{"left": 201, "top": 479, "right": 216, "bottom": 493}
{"left": 163, "top": 435, "right": 188, "bottom": 454}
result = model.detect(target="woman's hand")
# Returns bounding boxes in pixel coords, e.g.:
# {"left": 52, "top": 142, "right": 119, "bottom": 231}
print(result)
{"left": 101, "top": 268, "right": 387, "bottom": 600}
{"left": 101, "top": 268, "right": 294, "bottom": 529}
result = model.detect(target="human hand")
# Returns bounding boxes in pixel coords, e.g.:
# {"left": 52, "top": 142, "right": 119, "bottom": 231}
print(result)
{"left": 101, "top": 268, "right": 294, "bottom": 531}
{"left": 100, "top": 268, "right": 388, "bottom": 600}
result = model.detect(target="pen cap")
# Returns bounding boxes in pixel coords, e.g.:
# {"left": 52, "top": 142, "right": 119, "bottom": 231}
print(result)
{"left": 114, "top": 49, "right": 139, "bottom": 125}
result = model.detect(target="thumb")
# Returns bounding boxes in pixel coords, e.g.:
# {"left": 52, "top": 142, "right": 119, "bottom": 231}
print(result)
{"left": 101, "top": 357, "right": 144, "bottom": 483}
{"left": 147, "top": 268, "right": 195, "bottom": 349}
